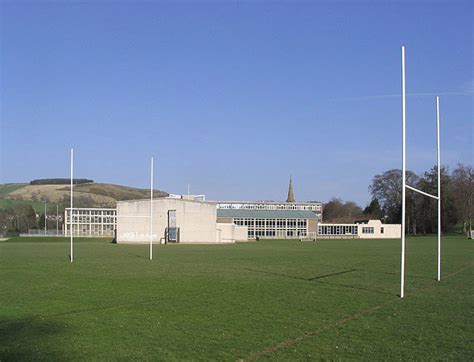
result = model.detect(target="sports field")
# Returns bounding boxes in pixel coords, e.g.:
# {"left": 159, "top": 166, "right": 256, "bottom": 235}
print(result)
{"left": 1, "top": 235, "right": 472, "bottom": 360}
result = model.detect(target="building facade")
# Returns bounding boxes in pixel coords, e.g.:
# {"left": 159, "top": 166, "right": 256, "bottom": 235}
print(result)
{"left": 116, "top": 198, "right": 248, "bottom": 244}
{"left": 216, "top": 201, "right": 322, "bottom": 217}
{"left": 318, "top": 220, "right": 401, "bottom": 239}
{"left": 217, "top": 209, "right": 318, "bottom": 239}
{"left": 64, "top": 208, "right": 117, "bottom": 237}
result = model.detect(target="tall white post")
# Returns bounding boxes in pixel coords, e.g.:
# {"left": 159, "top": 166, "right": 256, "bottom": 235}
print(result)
{"left": 400, "top": 46, "right": 407, "bottom": 298}
{"left": 56, "top": 204, "right": 59, "bottom": 236}
{"left": 44, "top": 202, "right": 47, "bottom": 235}
{"left": 436, "top": 96, "right": 441, "bottom": 281}
{"left": 150, "top": 157, "right": 154, "bottom": 261}
{"left": 70, "top": 148, "right": 74, "bottom": 263}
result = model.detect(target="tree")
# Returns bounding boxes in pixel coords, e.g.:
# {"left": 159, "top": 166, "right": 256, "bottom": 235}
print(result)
{"left": 13, "top": 204, "right": 37, "bottom": 233}
{"left": 369, "top": 169, "right": 417, "bottom": 225}
{"left": 451, "top": 164, "right": 474, "bottom": 234}
{"left": 415, "top": 166, "right": 457, "bottom": 233}
{"left": 363, "top": 198, "right": 383, "bottom": 220}
{"left": 323, "top": 198, "right": 363, "bottom": 223}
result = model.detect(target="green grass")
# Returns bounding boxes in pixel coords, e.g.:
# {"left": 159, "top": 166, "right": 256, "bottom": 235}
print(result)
{"left": 0, "top": 198, "right": 60, "bottom": 214}
{"left": 0, "top": 236, "right": 472, "bottom": 360}
{"left": 0, "top": 183, "right": 27, "bottom": 196}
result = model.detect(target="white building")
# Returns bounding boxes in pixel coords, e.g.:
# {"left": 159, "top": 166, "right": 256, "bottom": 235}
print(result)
{"left": 217, "top": 209, "right": 318, "bottom": 239}
{"left": 64, "top": 208, "right": 116, "bottom": 237}
{"left": 116, "top": 198, "right": 248, "bottom": 244}
{"left": 318, "top": 219, "right": 401, "bottom": 239}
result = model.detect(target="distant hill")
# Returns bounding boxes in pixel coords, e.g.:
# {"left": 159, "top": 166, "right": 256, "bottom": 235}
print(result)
{"left": 0, "top": 182, "right": 168, "bottom": 212}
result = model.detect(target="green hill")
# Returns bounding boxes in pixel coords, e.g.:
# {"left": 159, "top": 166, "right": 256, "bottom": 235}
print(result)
{"left": 0, "top": 182, "right": 168, "bottom": 213}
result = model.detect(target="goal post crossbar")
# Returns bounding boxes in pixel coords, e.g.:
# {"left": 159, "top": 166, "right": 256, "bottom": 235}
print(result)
{"left": 405, "top": 185, "right": 439, "bottom": 200}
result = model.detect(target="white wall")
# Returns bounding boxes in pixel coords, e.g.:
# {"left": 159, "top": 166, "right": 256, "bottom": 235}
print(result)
{"left": 117, "top": 198, "right": 248, "bottom": 244}
{"left": 217, "top": 224, "right": 248, "bottom": 243}
{"left": 359, "top": 220, "right": 401, "bottom": 239}
{"left": 318, "top": 220, "right": 401, "bottom": 239}
{"left": 117, "top": 198, "right": 217, "bottom": 243}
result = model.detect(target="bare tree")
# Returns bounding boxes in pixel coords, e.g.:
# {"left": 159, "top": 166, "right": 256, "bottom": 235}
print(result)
{"left": 369, "top": 169, "right": 417, "bottom": 225}
{"left": 451, "top": 164, "right": 474, "bottom": 234}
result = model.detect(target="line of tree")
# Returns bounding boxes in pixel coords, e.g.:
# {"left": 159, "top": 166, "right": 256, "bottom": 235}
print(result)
{"left": 30, "top": 178, "right": 94, "bottom": 185}
{"left": 0, "top": 204, "right": 63, "bottom": 235}
{"left": 322, "top": 163, "right": 473, "bottom": 235}
{"left": 0, "top": 205, "right": 37, "bottom": 234}
{"left": 369, "top": 164, "right": 472, "bottom": 234}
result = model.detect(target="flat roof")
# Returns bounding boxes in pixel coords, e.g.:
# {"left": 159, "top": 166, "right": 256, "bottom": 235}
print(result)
{"left": 214, "top": 200, "right": 322, "bottom": 204}
{"left": 117, "top": 197, "right": 215, "bottom": 206}
{"left": 217, "top": 209, "right": 318, "bottom": 219}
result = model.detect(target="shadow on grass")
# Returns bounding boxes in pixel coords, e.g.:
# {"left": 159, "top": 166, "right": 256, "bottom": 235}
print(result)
{"left": 357, "top": 268, "right": 434, "bottom": 280}
{"left": 115, "top": 245, "right": 148, "bottom": 259}
{"left": 244, "top": 267, "right": 395, "bottom": 296}
{"left": 0, "top": 317, "right": 65, "bottom": 360}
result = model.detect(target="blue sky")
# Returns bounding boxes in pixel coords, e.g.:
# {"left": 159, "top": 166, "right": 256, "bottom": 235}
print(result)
{"left": 1, "top": 1, "right": 472, "bottom": 206}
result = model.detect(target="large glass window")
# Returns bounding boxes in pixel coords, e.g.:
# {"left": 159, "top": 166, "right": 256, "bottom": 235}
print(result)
{"left": 266, "top": 219, "right": 275, "bottom": 227}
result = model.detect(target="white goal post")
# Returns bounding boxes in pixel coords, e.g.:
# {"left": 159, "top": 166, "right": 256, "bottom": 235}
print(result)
{"left": 400, "top": 46, "right": 441, "bottom": 298}
{"left": 68, "top": 150, "right": 156, "bottom": 262}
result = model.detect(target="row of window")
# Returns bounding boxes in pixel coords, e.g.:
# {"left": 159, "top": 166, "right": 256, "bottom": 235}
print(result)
{"left": 68, "top": 224, "right": 115, "bottom": 236}
{"left": 68, "top": 216, "right": 116, "bottom": 224}
{"left": 234, "top": 218, "right": 308, "bottom": 228}
{"left": 248, "top": 229, "right": 308, "bottom": 238}
{"left": 233, "top": 218, "right": 309, "bottom": 238}
{"left": 362, "top": 227, "right": 374, "bottom": 234}
{"left": 318, "top": 225, "right": 359, "bottom": 235}
{"left": 318, "top": 225, "right": 385, "bottom": 235}
{"left": 218, "top": 203, "right": 321, "bottom": 211}
{"left": 67, "top": 210, "right": 116, "bottom": 215}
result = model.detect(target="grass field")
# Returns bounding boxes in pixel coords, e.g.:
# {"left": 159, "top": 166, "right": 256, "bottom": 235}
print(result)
{"left": 1, "top": 236, "right": 472, "bottom": 360}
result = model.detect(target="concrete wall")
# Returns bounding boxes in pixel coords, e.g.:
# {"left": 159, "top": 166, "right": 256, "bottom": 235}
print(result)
{"left": 117, "top": 198, "right": 217, "bottom": 244}
{"left": 117, "top": 198, "right": 248, "bottom": 244}
{"left": 358, "top": 220, "right": 401, "bottom": 239}
{"left": 308, "top": 219, "right": 317, "bottom": 234}
{"left": 216, "top": 224, "right": 249, "bottom": 243}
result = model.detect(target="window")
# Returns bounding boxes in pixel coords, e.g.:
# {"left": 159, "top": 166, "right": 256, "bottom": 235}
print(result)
{"left": 265, "top": 229, "right": 275, "bottom": 237}
{"left": 298, "top": 229, "right": 307, "bottom": 237}
{"left": 381, "top": 227, "right": 384, "bottom": 234}
{"left": 362, "top": 227, "right": 374, "bottom": 234}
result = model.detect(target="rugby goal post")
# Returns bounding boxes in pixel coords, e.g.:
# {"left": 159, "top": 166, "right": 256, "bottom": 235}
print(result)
{"left": 70, "top": 148, "right": 74, "bottom": 263}
{"left": 400, "top": 46, "right": 441, "bottom": 298}
{"left": 68, "top": 151, "right": 156, "bottom": 262}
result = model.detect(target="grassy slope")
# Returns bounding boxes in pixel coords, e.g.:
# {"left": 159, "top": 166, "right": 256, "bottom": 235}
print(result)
{"left": 0, "top": 199, "right": 51, "bottom": 213}
{"left": 0, "top": 236, "right": 472, "bottom": 360}
{"left": 0, "top": 183, "right": 28, "bottom": 196}
{"left": 0, "top": 182, "right": 168, "bottom": 211}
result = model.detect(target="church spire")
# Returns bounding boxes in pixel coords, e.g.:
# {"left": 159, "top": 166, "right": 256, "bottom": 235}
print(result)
{"left": 286, "top": 175, "right": 295, "bottom": 203}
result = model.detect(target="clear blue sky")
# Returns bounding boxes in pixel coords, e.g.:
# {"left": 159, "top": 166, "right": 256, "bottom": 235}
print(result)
{"left": 1, "top": 1, "right": 472, "bottom": 206}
